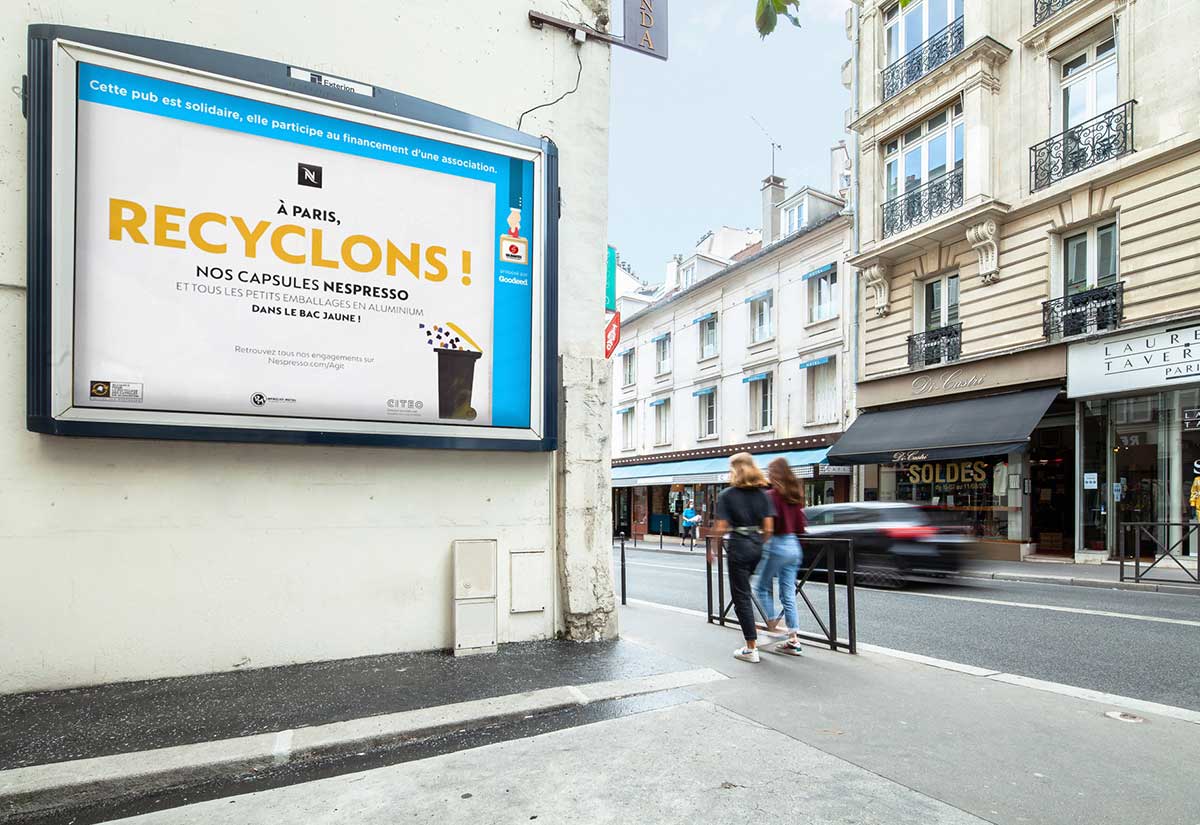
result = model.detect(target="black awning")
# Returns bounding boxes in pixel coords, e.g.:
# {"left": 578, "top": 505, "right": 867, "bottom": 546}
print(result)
{"left": 826, "top": 386, "right": 1061, "bottom": 465}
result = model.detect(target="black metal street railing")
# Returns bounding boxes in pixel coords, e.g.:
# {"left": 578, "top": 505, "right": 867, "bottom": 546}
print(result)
{"left": 705, "top": 535, "right": 857, "bottom": 654}
{"left": 882, "top": 17, "right": 965, "bottom": 100}
{"left": 882, "top": 167, "right": 963, "bottom": 238}
{"left": 908, "top": 323, "right": 962, "bottom": 369}
{"left": 1031, "top": 101, "right": 1135, "bottom": 191}
{"left": 1119, "top": 522, "right": 1199, "bottom": 586}
{"left": 1042, "top": 283, "right": 1123, "bottom": 340}
{"left": 1034, "top": 0, "right": 1079, "bottom": 26}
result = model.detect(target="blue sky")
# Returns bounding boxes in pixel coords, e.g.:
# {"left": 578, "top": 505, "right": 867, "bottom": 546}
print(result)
{"left": 607, "top": 0, "right": 851, "bottom": 284}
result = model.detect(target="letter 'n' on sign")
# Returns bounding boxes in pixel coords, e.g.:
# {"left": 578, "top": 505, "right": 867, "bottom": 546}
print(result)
{"left": 623, "top": 0, "right": 668, "bottom": 60}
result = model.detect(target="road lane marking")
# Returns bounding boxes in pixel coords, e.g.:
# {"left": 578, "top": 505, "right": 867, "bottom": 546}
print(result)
{"left": 886, "top": 589, "right": 1200, "bottom": 628}
{"left": 623, "top": 598, "right": 1200, "bottom": 725}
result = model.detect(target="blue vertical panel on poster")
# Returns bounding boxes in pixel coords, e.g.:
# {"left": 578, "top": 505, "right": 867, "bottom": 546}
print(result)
{"left": 491, "top": 158, "right": 535, "bottom": 428}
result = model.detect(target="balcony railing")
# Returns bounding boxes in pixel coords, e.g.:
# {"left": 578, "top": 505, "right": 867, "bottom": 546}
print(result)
{"left": 1030, "top": 101, "right": 1135, "bottom": 191}
{"left": 1034, "top": 0, "right": 1079, "bottom": 26}
{"left": 908, "top": 323, "right": 962, "bottom": 369}
{"left": 882, "top": 17, "right": 965, "bottom": 100}
{"left": 1042, "top": 283, "right": 1123, "bottom": 340}
{"left": 881, "top": 167, "right": 963, "bottom": 239}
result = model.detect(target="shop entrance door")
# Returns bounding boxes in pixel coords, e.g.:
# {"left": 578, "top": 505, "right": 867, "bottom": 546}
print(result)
{"left": 1029, "top": 424, "right": 1075, "bottom": 555}
{"left": 1110, "top": 396, "right": 1167, "bottom": 557}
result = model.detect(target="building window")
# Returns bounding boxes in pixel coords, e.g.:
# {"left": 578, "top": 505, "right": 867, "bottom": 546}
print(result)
{"left": 1063, "top": 221, "right": 1118, "bottom": 295}
{"left": 653, "top": 399, "right": 671, "bottom": 445}
{"left": 808, "top": 265, "right": 839, "bottom": 322}
{"left": 699, "top": 315, "right": 719, "bottom": 359}
{"left": 1059, "top": 37, "right": 1117, "bottom": 134}
{"left": 620, "top": 350, "right": 636, "bottom": 387}
{"left": 884, "top": 0, "right": 964, "bottom": 65}
{"left": 784, "top": 202, "right": 806, "bottom": 235}
{"left": 749, "top": 292, "right": 774, "bottom": 344}
{"left": 748, "top": 375, "right": 774, "bottom": 432}
{"left": 680, "top": 263, "right": 696, "bottom": 288}
{"left": 884, "top": 103, "right": 964, "bottom": 203}
{"left": 654, "top": 334, "right": 672, "bottom": 375}
{"left": 698, "top": 391, "right": 717, "bottom": 439}
{"left": 806, "top": 358, "right": 838, "bottom": 424}
{"left": 619, "top": 409, "right": 635, "bottom": 451}
{"left": 922, "top": 273, "right": 960, "bottom": 330}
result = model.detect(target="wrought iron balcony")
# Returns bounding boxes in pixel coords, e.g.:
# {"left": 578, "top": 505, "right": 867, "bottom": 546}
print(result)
{"left": 1031, "top": 101, "right": 1135, "bottom": 191}
{"left": 1034, "top": 0, "right": 1079, "bottom": 26}
{"left": 882, "top": 17, "right": 965, "bottom": 100}
{"left": 1042, "top": 283, "right": 1123, "bottom": 340}
{"left": 881, "top": 168, "right": 963, "bottom": 239}
{"left": 908, "top": 323, "right": 962, "bottom": 369}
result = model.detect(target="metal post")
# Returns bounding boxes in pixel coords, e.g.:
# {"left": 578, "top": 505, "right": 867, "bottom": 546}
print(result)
{"left": 705, "top": 536, "right": 714, "bottom": 623}
{"left": 846, "top": 541, "right": 857, "bottom": 655}
{"left": 1119, "top": 525, "right": 1125, "bottom": 582}
{"left": 717, "top": 538, "right": 727, "bottom": 627}
{"left": 620, "top": 532, "right": 627, "bottom": 606}
{"left": 659, "top": 531, "right": 663, "bottom": 551}
{"left": 827, "top": 543, "right": 838, "bottom": 652}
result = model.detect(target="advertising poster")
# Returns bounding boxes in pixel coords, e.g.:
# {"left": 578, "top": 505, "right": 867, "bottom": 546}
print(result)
{"left": 72, "top": 61, "right": 537, "bottom": 429}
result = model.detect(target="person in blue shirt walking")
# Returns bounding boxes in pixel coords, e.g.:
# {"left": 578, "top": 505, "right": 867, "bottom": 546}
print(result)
{"left": 680, "top": 501, "right": 700, "bottom": 545}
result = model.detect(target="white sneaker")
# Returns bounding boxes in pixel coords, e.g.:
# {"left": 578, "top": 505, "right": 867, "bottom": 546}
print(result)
{"left": 734, "top": 646, "right": 760, "bottom": 663}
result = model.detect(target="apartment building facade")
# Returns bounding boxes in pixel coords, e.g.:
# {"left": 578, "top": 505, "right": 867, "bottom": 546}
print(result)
{"left": 834, "top": 0, "right": 1200, "bottom": 561}
{"left": 611, "top": 180, "right": 855, "bottom": 540}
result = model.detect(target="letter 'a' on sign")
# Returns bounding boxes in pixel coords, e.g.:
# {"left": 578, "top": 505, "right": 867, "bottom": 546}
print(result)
{"left": 24, "top": 25, "right": 561, "bottom": 452}
{"left": 623, "top": 0, "right": 668, "bottom": 60}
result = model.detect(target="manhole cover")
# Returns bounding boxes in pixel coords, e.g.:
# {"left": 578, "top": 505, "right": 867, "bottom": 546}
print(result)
{"left": 1104, "top": 711, "right": 1146, "bottom": 723}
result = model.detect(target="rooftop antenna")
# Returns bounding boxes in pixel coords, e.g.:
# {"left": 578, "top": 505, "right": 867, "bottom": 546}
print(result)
{"left": 750, "top": 115, "right": 782, "bottom": 178}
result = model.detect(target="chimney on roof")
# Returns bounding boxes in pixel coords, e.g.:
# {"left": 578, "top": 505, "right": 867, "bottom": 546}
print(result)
{"left": 761, "top": 176, "right": 785, "bottom": 245}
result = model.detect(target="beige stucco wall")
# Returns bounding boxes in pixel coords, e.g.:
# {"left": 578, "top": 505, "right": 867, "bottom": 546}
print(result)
{"left": 0, "top": 0, "right": 615, "bottom": 693}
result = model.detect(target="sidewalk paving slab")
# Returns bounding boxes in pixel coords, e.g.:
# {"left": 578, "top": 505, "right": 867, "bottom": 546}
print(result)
{"left": 619, "top": 602, "right": 1200, "bottom": 825}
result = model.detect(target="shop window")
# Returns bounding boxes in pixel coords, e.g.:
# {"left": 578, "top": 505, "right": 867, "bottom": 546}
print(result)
{"left": 748, "top": 375, "right": 774, "bottom": 432}
{"left": 878, "top": 458, "right": 1013, "bottom": 539}
{"left": 653, "top": 399, "right": 671, "bottom": 445}
{"left": 699, "top": 315, "right": 719, "bottom": 360}
{"left": 698, "top": 391, "right": 717, "bottom": 439}
{"left": 749, "top": 292, "right": 774, "bottom": 344}
{"left": 620, "top": 349, "right": 636, "bottom": 387}
{"left": 806, "top": 358, "right": 838, "bottom": 424}
{"left": 654, "top": 334, "right": 672, "bottom": 375}
{"left": 808, "top": 265, "right": 839, "bottom": 323}
{"left": 619, "top": 409, "right": 636, "bottom": 451}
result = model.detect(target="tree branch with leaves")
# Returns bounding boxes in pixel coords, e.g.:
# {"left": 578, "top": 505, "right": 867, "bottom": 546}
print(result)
{"left": 756, "top": 0, "right": 913, "bottom": 37}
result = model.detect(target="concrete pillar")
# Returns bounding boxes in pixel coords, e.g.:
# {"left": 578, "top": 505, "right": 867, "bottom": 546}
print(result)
{"left": 556, "top": 354, "right": 618, "bottom": 641}
{"left": 962, "top": 82, "right": 994, "bottom": 205}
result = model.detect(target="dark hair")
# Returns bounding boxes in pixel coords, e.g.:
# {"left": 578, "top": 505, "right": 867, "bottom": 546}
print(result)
{"left": 767, "top": 458, "right": 804, "bottom": 505}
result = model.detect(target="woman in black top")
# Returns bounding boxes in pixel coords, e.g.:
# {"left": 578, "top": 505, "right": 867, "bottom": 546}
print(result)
{"left": 709, "top": 452, "right": 774, "bottom": 663}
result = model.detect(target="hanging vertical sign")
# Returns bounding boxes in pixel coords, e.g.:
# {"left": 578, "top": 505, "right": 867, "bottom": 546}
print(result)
{"left": 624, "top": 0, "right": 668, "bottom": 60}
{"left": 604, "top": 312, "right": 621, "bottom": 360}
{"left": 606, "top": 245, "right": 618, "bottom": 312}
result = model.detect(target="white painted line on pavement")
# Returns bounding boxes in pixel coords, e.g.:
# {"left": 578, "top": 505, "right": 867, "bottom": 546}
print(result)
{"left": 884, "top": 589, "right": 1200, "bottom": 628}
{"left": 986, "top": 673, "right": 1200, "bottom": 725}
{"left": 625, "top": 598, "right": 1200, "bottom": 726}
{"left": 622, "top": 560, "right": 708, "bottom": 573}
{"left": 856, "top": 644, "right": 1001, "bottom": 677}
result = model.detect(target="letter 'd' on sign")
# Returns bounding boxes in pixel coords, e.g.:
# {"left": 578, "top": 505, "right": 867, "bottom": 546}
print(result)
{"left": 623, "top": 0, "right": 668, "bottom": 60}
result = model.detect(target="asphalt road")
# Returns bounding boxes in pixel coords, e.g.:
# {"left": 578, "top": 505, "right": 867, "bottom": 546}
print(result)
{"left": 612, "top": 546, "right": 1200, "bottom": 712}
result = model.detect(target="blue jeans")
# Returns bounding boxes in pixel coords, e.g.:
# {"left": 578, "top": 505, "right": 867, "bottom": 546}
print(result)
{"left": 754, "top": 534, "right": 801, "bottom": 631}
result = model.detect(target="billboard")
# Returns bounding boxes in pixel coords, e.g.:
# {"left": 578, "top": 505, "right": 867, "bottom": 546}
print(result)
{"left": 26, "top": 26, "right": 558, "bottom": 450}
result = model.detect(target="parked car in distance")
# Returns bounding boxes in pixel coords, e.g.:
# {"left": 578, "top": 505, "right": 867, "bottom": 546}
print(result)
{"left": 803, "top": 502, "right": 976, "bottom": 587}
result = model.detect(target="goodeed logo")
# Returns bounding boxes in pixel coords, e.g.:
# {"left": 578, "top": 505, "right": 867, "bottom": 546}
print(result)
{"left": 297, "top": 163, "right": 323, "bottom": 188}
{"left": 89, "top": 381, "right": 111, "bottom": 399}
{"left": 250, "top": 392, "right": 267, "bottom": 407}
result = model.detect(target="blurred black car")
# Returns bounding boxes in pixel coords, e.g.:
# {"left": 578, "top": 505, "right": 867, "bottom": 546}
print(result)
{"left": 802, "top": 502, "right": 974, "bottom": 587}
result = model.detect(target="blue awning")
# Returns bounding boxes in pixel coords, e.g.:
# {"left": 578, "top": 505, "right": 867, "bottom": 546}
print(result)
{"left": 648, "top": 398, "right": 669, "bottom": 407}
{"left": 650, "top": 332, "right": 671, "bottom": 343}
{"left": 615, "top": 405, "right": 634, "bottom": 414}
{"left": 612, "top": 446, "right": 831, "bottom": 486}
{"left": 803, "top": 262, "right": 836, "bottom": 281}
{"left": 692, "top": 386, "right": 716, "bottom": 397}
{"left": 742, "top": 372, "right": 770, "bottom": 383}
{"left": 692, "top": 312, "right": 716, "bottom": 324}
{"left": 617, "top": 346, "right": 634, "bottom": 356}
{"left": 743, "top": 289, "right": 773, "bottom": 304}
{"left": 798, "top": 356, "right": 831, "bottom": 370}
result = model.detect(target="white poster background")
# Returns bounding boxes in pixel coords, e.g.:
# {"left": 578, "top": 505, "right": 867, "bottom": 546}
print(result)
{"left": 74, "top": 100, "right": 497, "bottom": 425}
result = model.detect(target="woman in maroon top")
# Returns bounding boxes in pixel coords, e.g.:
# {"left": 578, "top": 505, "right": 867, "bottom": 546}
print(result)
{"left": 755, "top": 457, "right": 807, "bottom": 655}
